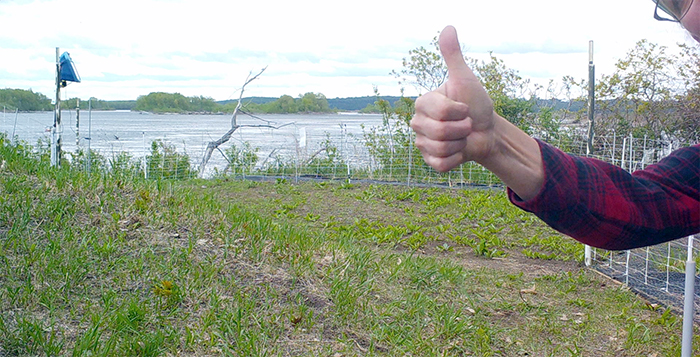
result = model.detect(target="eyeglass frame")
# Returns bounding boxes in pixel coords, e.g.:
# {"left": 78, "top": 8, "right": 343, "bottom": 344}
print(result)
{"left": 654, "top": 0, "right": 694, "bottom": 22}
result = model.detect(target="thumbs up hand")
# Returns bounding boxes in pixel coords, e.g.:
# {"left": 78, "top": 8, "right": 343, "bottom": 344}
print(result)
{"left": 411, "top": 26, "right": 544, "bottom": 200}
{"left": 411, "top": 25, "right": 496, "bottom": 172}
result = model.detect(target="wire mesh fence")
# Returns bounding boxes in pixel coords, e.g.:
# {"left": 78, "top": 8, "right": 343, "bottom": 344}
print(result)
{"left": 590, "top": 237, "right": 700, "bottom": 321}
{"left": 558, "top": 132, "right": 699, "bottom": 323}
{"left": 4, "top": 109, "right": 698, "bottom": 321}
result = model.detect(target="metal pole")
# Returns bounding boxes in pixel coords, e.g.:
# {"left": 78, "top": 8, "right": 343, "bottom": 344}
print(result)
{"left": 408, "top": 130, "right": 413, "bottom": 187}
{"left": 87, "top": 98, "right": 92, "bottom": 174}
{"left": 584, "top": 41, "right": 596, "bottom": 266}
{"left": 629, "top": 133, "right": 634, "bottom": 172}
{"left": 52, "top": 47, "right": 62, "bottom": 167}
{"left": 11, "top": 109, "right": 18, "bottom": 144}
{"left": 586, "top": 40, "right": 595, "bottom": 157}
{"left": 681, "top": 235, "right": 696, "bottom": 357}
{"left": 612, "top": 130, "right": 616, "bottom": 165}
{"left": 143, "top": 132, "right": 147, "bottom": 179}
{"left": 76, "top": 98, "right": 80, "bottom": 147}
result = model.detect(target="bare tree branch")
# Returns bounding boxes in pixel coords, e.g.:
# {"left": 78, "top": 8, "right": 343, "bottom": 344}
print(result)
{"left": 231, "top": 67, "right": 267, "bottom": 127}
{"left": 303, "top": 147, "right": 328, "bottom": 166}
{"left": 199, "top": 67, "right": 292, "bottom": 177}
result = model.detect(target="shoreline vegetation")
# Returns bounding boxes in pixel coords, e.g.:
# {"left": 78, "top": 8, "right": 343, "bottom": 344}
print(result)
{"left": 0, "top": 88, "right": 415, "bottom": 115}
{"left": 2, "top": 88, "right": 582, "bottom": 116}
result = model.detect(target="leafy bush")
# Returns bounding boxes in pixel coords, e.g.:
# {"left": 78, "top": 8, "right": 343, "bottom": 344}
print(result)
{"left": 223, "top": 141, "right": 259, "bottom": 175}
{"left": 145, "top": 140, "right": 195, "bottom": 180}
{"left": 304, "top": 132, "right": 347, "bottom": 177}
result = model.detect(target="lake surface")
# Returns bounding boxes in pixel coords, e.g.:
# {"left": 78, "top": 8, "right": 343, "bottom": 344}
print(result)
{"left": 1, "top": 110, "right": 385, "bottom": 175}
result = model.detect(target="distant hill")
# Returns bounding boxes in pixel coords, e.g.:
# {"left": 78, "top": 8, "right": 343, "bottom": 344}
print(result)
{"left": 91, "top": 96, "right": 421, "bottom": 112}
{"left": 535, "top": 98, "right": 586, "bottom": 112}
{"left": 217, "top": 97, "right": 278, "bottom": 106}
{"left": 6, "top": 88, "right": 586, "bottom": 113}
{"left": 326, "top": 96, "right": 417, "bottom": 111}
{"left": 216, "top": 96, "right": 416, "bottom": 111}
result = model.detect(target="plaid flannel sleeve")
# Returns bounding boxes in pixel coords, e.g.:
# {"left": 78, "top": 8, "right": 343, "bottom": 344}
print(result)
{"left": 508, "top": 140, "right": 700, "bottom": 250}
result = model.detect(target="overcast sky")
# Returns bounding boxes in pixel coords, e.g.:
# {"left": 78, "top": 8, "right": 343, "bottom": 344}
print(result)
{"left": 0, "top": 0, "right": 696, "bottom": 102}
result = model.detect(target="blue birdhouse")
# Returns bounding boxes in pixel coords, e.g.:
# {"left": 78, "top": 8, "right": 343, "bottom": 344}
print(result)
{"left": 59, "top": 52, "right": 80, "bottom": 86}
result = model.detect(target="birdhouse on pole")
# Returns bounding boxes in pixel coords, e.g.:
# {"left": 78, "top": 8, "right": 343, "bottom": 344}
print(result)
{"left": 51, "top": 49, "right": 81, "bottom": 167}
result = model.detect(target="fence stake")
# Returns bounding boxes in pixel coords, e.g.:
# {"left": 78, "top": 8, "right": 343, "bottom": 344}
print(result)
{"left": 11, "top": 109, "right": 18, "bottom": 145}
{"left": 681, "top": 235, "right": 696, "bottom": 357}
{"left": 621, "top": 137, "right": 627, "bottom": 171}
{"left": 642, "top": 134, "right": 648, "bottom": 169}
{"left": 666, "top": 242, "right": 671, "bottom": 291}
{"left": 611, "top": 130, "right": 616, "bottom": 165}
{"left": 628, "top": 134, "right": 634, "bottom": 171}
{"left": 644, "top": 247, "right": 649, "bottom": 285}
{"left": 625, "top": 250, "right": 630, "bottom": 285}
{"left": 408, "top": 131, "right": 413, "bottom": 187}
{"left": 585, "top": 244, "right": 592, "bottom": 267}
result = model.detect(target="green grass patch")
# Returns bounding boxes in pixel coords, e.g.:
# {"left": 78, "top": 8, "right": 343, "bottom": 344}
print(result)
{"left": 0, "top": 136, "right": 697, "bottom": 356}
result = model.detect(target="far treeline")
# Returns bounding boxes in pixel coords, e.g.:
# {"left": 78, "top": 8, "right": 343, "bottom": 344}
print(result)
{"left": 133, "top": 92, "right": 343, "bottom": 114}
{"left": 0, "top": 88, "right": 415, "bottom": 114}
{"left": 2, "top": 38, "right": 697, "bottom": 142}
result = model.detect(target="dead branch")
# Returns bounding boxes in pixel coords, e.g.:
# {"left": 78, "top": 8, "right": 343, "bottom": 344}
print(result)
{"left": 303, "top": 147, "right": 328, "bottom": 166}
{"left": 259, "top": 148, "right": 279, "bottom": 169}
{"left": 199, "top": 67, "right": 293, "bottom": 177}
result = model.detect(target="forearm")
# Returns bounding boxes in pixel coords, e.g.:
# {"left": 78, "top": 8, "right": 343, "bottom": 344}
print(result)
{"left": 509, "top": 142, "right": 700, "bottom": 250}
{"left": 477, "top": 113, "right": 544, "bottom": 201}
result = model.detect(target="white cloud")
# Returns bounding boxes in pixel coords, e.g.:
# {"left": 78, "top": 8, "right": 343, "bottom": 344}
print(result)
{"left": 0, "top": 0, "right": 695, "bottom": 101}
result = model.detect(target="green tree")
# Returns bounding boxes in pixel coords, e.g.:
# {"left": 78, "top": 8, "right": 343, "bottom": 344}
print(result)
{"left": 673, "top": 43, "right": 700, "bottom": 142}
{"left": 392, "top": 34, "right": 447, "bottom": 92}
{"left": 260, "top": 95, "right": 298, "bottom": 113}
{"left": 188, "top": 95, "right": 218, "bottom": 112}
{"left": 277, "top": 95, "right": 298, "bottom": 113}
{"left": 134, "top": 92, "right": 192, "bottom": 113}
{"left": 0, "top": 88, "right": 52, "bottom": 111}
{"left": 298, "top": 92, "right": 331, "bottom": 113}
{"left": 359, "top": 103, "right": 381, "bottom": 113}
{"left": 593, "top": 40, "right": 699, "bottom": 140}
{"left": 473, "top": 53, "right": 535, "bottom": 131}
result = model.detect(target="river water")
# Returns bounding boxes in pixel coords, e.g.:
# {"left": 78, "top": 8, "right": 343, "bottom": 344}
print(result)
{"left": 2, "top": 110, "right": 385, "bottom": 174}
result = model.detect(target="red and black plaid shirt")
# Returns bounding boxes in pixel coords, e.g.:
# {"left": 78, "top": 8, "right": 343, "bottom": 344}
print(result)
{"left": 509, "top": 140, "right": 700, "bottom": 250}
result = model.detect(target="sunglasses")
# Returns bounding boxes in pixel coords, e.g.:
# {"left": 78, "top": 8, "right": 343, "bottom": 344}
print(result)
{"left": 654, "top": 0, "right": 694, "bottom": 22}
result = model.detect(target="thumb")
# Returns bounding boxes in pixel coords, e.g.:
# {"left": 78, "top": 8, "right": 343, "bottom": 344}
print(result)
{"left": 438, "top": 26, "right": 494, "bottom": 127}
{"left": 439, "top": 25, "right": 474, "bottom": 84}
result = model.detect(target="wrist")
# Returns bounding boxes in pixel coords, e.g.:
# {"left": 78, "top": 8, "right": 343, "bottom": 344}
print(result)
{"left": 476, "top": 114, "right": 544, "bottom": 200}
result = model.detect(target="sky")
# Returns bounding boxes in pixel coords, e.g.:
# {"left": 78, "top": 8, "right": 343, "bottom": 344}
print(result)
{"left": 0, "top": 0, "right": 696, "bottom": 102}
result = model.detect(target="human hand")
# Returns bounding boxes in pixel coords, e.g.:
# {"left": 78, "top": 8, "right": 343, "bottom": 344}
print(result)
{"left": 411, "top": 25, "right": 496, "bottom": 172}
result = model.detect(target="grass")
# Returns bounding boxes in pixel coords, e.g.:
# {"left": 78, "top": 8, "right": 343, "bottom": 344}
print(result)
{"left": 0, "top": 137, "right": 698, "bottom": 356}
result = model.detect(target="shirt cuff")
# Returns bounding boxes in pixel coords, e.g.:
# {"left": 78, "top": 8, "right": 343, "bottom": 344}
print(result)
{"left": 507, "top": 139, "right": 548, "bottom": 212}
{"left": 506, "top": 139, "right": 577, "bottom": 214}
